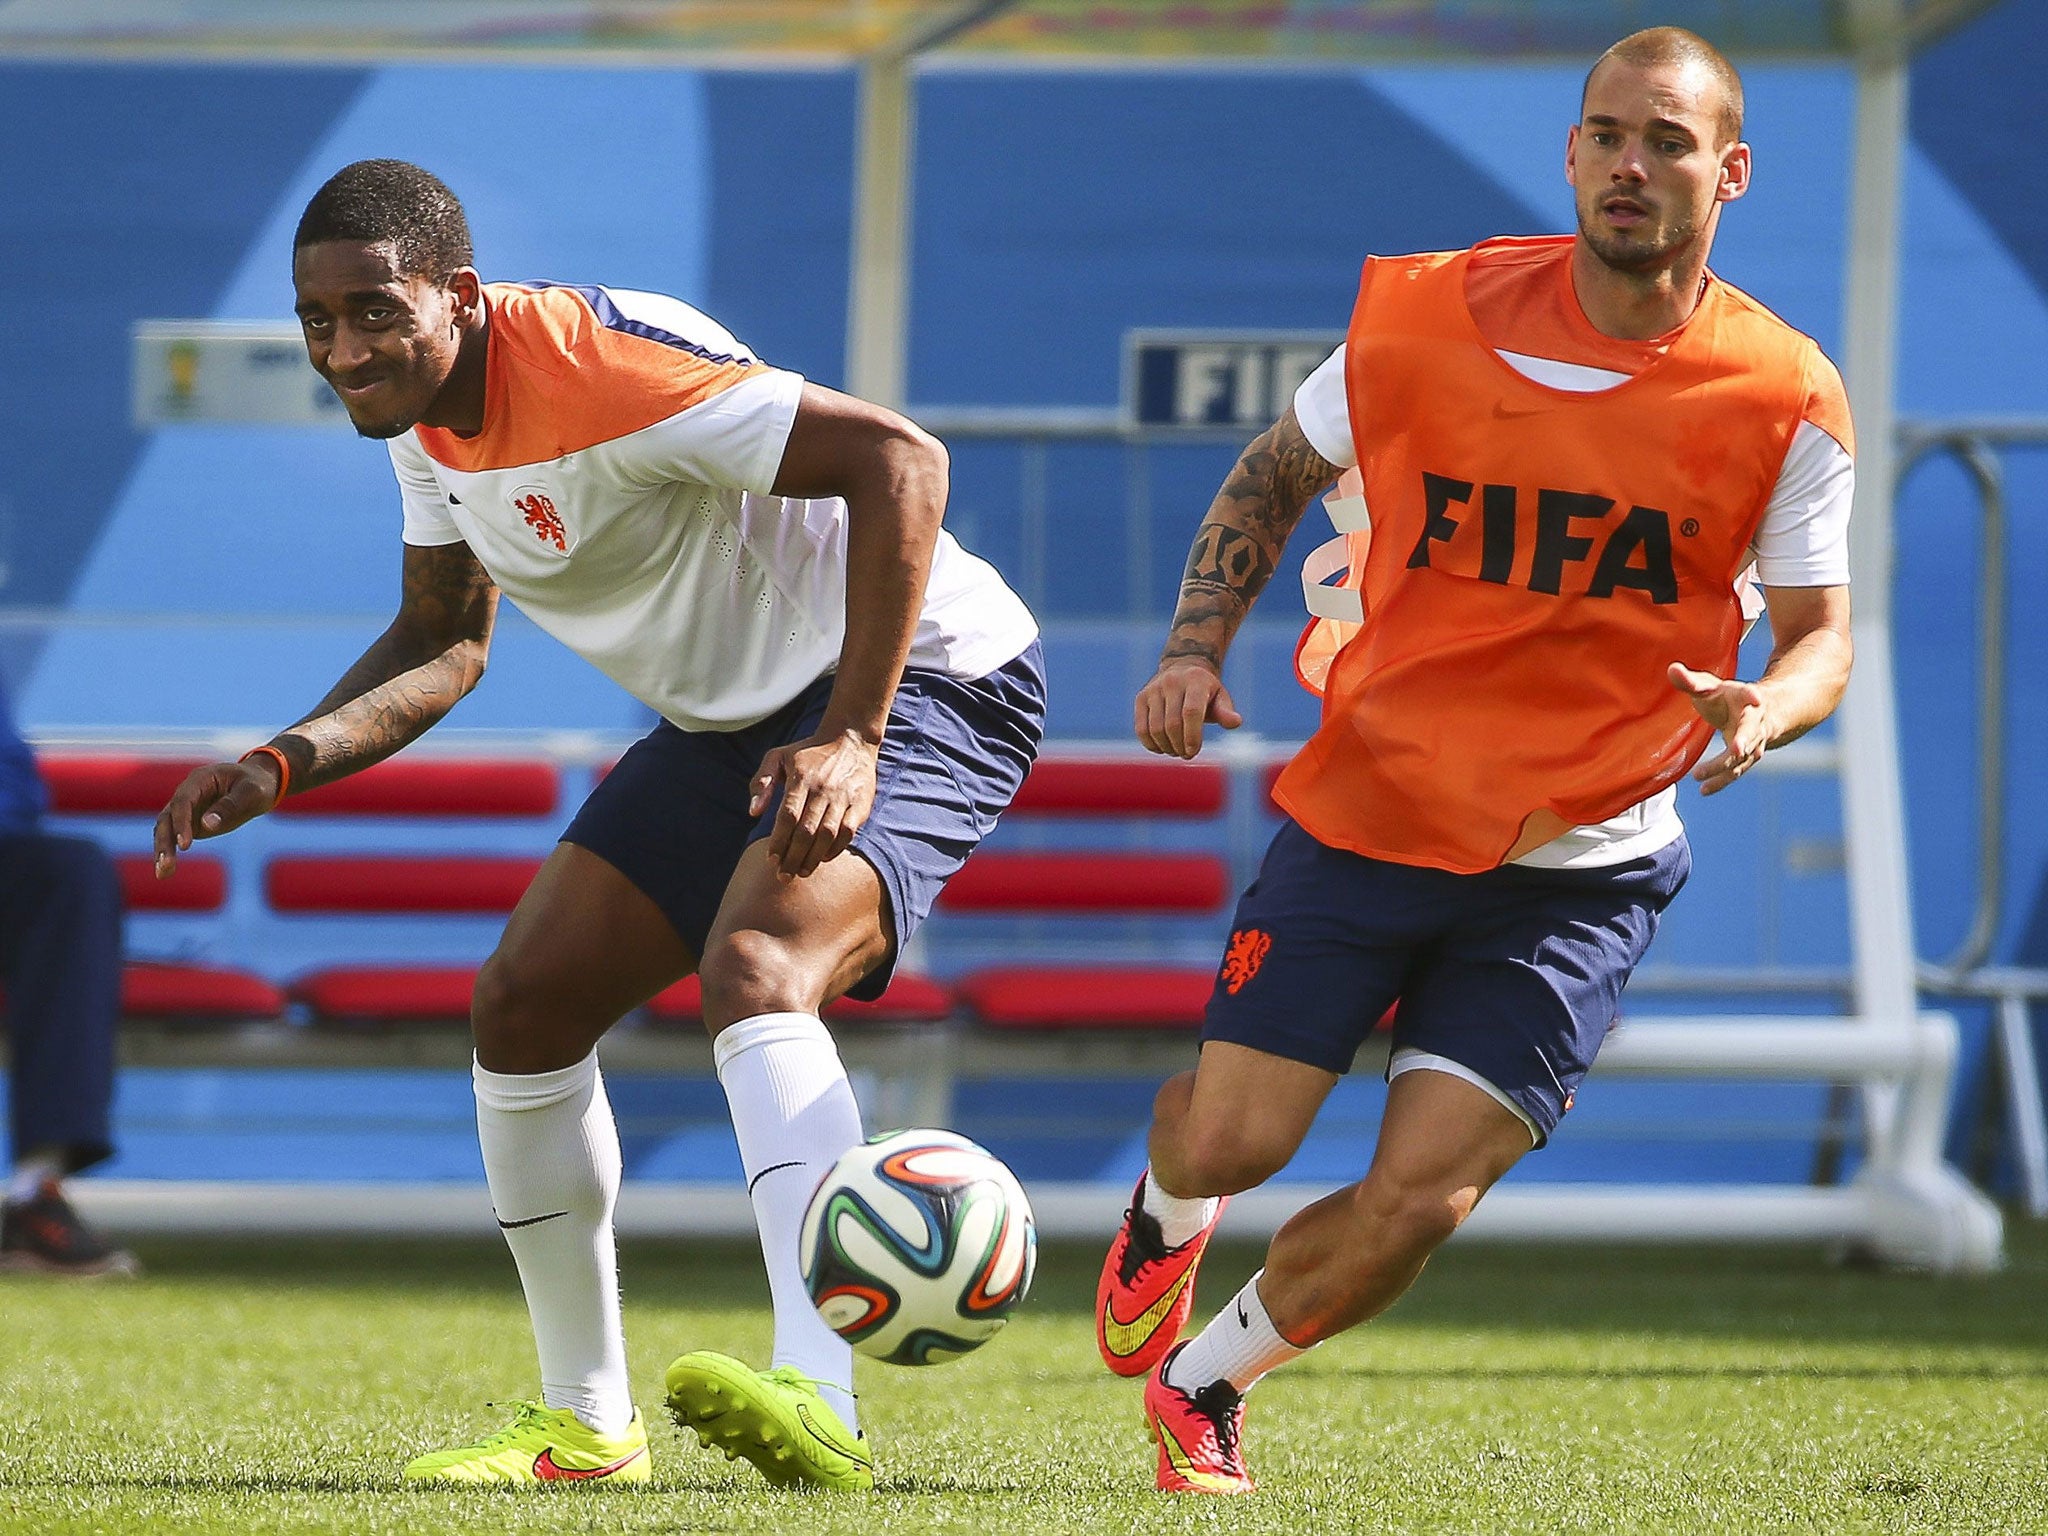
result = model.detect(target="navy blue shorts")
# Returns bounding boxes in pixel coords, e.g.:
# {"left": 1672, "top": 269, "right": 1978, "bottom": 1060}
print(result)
{"left": 562, "top": 641, "right": 1045, "bottom": 1000}
{"left": 1201, "top": 818, "right": 1690, "bottom": 1142}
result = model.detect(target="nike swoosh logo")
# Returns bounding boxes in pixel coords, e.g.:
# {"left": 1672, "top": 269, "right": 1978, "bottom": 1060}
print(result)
{"left": 1236, "top": 1300, "right": 1249, "bottom": 1329}
{"left": 1154, "top": 1412, "right": 1241, "bottom": 1491}
{"left": 794, "top": 1404, "right": 873, "bottom": 1468}
{"left": 532, "top": 1444, "right": 645, "bottom": 1481}
{"left": 497, "top": 1210, "right": 570, "bottom": 1230}
{"left": 1103, "top": 1266, "right": 1194, "bottom": 1359}
{"left": 746, "top": 1160, "right": 805, "bottom": 1194}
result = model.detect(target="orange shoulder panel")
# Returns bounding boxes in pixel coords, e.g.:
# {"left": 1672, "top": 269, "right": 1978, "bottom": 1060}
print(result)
{"left": 1799, "top": 348, "right": 1855, "bottom": 459}
{"left": 415, "top": 284, "right": 763, "bottom": 473}
{"left": 1703, "top": 278, "right": 1855, "bottom": 458}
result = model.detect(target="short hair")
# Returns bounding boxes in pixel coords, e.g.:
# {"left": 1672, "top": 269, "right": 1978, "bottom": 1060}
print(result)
{"left": 293, "top": 159, "right": 474, "bottom": 282}
{"left": 1584, "top": 27, "right": 1744, "bottom": 147}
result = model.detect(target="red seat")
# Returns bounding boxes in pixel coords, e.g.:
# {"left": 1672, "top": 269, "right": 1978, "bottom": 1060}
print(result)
{"left": 277, "top": 758, "right": 559, "bottom": 818}
{"left": 1009, "top": 759, "right": 1227, "bottom": 816}
{"left": 266, "top": 856, "right": 543, "bottom": 914}
{"left": 938, "top": 853, "right": 1227, "bottom": 914}
{"left": 121, "top": 961, "right": 286, "bottom": 1020}
{"left": 116, "top": 854, "right": 226, "bottom": 911}
{"left": 647, "top": 973, "right": 954, "bottom": 1026}
{"left": 1262, "top": 761, "right": 1287, "bottom": 810}
{"left": 40, "top": 755, "right": 207, "bottom": 814}
{"left": 958, "top": 970, "right": 1398, "bottom": 1034}
{"left": 957, "top": 967, "right": 1217, "bottom": 1030}
{"left": 291, "top": 965, "right": 480, "bottom": 1023}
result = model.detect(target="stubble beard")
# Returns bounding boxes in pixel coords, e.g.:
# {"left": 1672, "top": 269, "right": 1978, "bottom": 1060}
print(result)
{"left": 1577, "top": 200, "right": 1699, "bottom": 278}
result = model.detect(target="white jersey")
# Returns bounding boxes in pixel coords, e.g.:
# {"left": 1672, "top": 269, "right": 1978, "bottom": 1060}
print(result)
{"left": 389, "top": 282, "right": 1037, "bottom": 731}
{"left": 1293, "top": 337, "right": 1852, "bottom": 869}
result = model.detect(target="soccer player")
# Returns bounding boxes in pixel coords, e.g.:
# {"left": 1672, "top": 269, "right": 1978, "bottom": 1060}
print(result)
{"left": 152, "top": 160, "right": 1042, "bottom": 1489}
{"left": 1098, "top": 29, "right": 1855, "bottom": 1493}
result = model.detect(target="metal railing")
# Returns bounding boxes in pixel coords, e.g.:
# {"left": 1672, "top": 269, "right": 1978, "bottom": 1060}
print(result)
{"left": 1892, "top": 420, "right": 2048, "bottom": 1212}
{"left": 3, "top": 410, "right": 2044, "bottom": 1210}
{"left": 920, "top": 407, "right": 2048, "bottom": 1210}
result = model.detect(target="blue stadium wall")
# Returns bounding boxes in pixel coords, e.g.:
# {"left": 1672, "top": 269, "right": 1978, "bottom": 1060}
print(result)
{"left": 1, "top": 0, "right": 2044, "bottom": 1188}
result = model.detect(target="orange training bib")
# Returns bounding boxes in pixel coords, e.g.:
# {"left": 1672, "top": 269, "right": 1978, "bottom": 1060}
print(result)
{"left": 1275, "top": 238, "right": 1820, "bottom": 873}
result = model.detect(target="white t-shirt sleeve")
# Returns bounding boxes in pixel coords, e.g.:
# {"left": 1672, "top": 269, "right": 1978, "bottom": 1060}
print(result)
{"left": 388, "top": 435, "right": 464, "bottom": 547}
{"left": 1753, "top": 420, "right": 1853, "bottom": 586}
{"left": 1291, "top": 344, "right": 1357, "bottom": 469}
{"left": 614, "top": 367, "right": 805, "bottom": 495}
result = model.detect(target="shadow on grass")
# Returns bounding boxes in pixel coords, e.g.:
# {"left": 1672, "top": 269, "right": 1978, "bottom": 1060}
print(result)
{"left": 0, "top": 1472, "right": 394, "bottom": 1495}
{"left": 0, "top": 1467, "right": 754, "bottom": 1504}
{"left": 873, "top": 1473, "right": 1042, "bottom": 1496}
{"left": 108, "top": 1223, "right": 2048, "bottom": 1354}
{"left": 1286, "top": 1361, "right": 2048, "bottom": 1383}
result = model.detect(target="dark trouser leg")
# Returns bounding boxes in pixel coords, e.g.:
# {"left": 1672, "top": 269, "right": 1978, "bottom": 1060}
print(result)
{"left": 0, "top": 833, "right": 122, "bottom": 1174}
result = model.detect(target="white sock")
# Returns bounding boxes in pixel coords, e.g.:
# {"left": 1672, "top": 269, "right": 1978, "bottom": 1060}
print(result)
{"left": 714, "top": 1011, "right": 864, "bottom": 1434}
{"left": 473, "top": 1053, "right": 634, "bottom": 1436}
{"left": 1166, "top": 1270, "right": 1310, "bottom": 1395}
{"left": 1142, "top": 1171, "right": 1220, "bottom": 1249}
{"left": 7, "top": 1151, "right": 63, "bottom": 1204}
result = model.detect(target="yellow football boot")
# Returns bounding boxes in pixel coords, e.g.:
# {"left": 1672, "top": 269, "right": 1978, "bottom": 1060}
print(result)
{"left": 664, "top": 1351, "right": 873, "bottom": 1491}
{"left": 402, "top": 1400, "right": 650, "bottom": 1486}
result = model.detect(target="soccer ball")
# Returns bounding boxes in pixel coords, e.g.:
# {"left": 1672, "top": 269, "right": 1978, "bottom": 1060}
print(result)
{"left": 799, "top": 1128, "right": 1036, "bottom": 1366}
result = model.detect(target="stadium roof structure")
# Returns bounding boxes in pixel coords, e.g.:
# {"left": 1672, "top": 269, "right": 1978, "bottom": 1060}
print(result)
{"left": 0, "top": 0, "right": 2006, "bottom": 1049}
{"left": 0, "top": 1, "right": 1998, "bottom": 63}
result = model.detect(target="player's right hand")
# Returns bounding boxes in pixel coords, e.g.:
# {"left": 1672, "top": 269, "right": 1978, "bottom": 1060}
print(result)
{"left": 153, "top": 760, "right": 283, "bottom": 876}
{"left": 1134, "top": 660, "right": 1242, "bottom": 760}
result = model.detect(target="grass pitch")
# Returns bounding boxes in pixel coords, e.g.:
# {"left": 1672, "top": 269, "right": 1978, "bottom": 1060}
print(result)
{"left": 4, "top": 1223, "right": 2046, "bottom": 1535}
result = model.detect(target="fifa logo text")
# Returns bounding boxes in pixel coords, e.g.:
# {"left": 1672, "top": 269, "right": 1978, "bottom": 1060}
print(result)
{"left": 1408, "top": 471, "right": 1680, "bottom": 604}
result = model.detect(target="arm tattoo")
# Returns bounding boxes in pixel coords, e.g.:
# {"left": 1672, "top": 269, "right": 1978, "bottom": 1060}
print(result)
{"left": 272, "top": 541, "right": 499, "bottom": 792}
{"left": 1160, "top": 406, "right": 1339, "bottom": 670}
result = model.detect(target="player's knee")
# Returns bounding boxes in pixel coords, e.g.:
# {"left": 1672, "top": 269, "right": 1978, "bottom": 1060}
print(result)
{"left": 470, "top": 947, "right": 575, "bottom": 1071}
{"left": 1354, "top": 1170, "right": 1476, "bottom": 1258}
{"left": 697, "top": 927, "right": 813, "bottom": 1030}
{"left": 1150, "top": 1071, "right": 1196, "bottom": 1133}
{"left": 1170, "top": 1121, "right": 1293, "bottom": 1197}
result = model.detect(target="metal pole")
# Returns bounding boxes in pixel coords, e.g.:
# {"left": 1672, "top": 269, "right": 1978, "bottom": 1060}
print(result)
{"left": 847, "top": 49, "right": 913, "bottom": 408}
{"left": 1837, "top": 7, "right": 1918, "bottom": 1048}
{"left": 843, "top": 2, "right": 1017, "bottom": 410}
{"left": 1997, "top": 991, "right": 2048, "bottom": 1217}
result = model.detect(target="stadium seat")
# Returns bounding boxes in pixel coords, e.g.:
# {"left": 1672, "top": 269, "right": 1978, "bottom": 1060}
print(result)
{"left": 266, "top": 857, "right": 543, "bottom": 1025}
{"left": 39, "top": 754, "right": 207, "bottom": 813}
{"left": 938, "top": 852, "right": 1228, "bottom": 913}
{"left": 289, "top": 965, "right": 481, "bottom": 1026}
{"left": 938, "top": 759, "right": 1241, "bottom": 1031}
{"left": 646, "top": 972, "right": 955, "bottom": 1026}
{"left": 276, "top": 757, "right": 559, "bottom": 817}
{"left": 121, "top": 961, "right": 288, "bottom": 1022}
{"left": 265, "top": 855, "right": 544, "bottom": 913}
{"left": 116, "top": 854, "right": 226, "bottom": 911}
{"left": 957, "top": 966, "right": 1216, "bottom": 1030}
{"left": 1009, "top": 758, "right": 1226, "bottom": 816}
{"left": 3, "top": 961, "right": 286, "bottom": 1024}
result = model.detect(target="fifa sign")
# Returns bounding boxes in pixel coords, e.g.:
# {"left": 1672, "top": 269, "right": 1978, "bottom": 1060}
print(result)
{"left": 133, "top": 322, "right": 352, "bottom": 427}
{"left": 1125, "top": 330, "right": 1338, "bottom": 430}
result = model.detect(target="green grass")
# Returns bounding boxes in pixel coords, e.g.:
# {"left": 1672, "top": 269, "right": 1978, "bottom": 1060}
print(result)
{"left": 4, "top": 1223, "right": 2047, "bottom": 1534}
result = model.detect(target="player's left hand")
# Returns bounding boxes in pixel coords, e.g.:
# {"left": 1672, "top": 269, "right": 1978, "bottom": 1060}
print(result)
{"left": 751, "top": 730, "right": 881, "bottom": 878}
{"left": 1670, "top": 662, "right": 1771, "bottom": 796}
